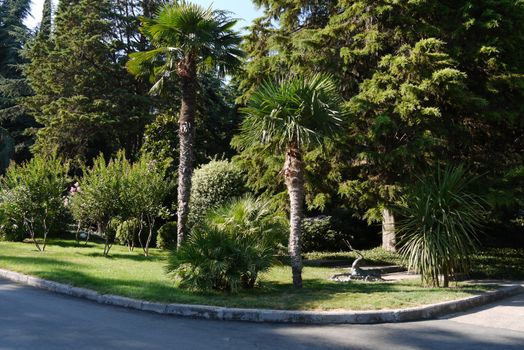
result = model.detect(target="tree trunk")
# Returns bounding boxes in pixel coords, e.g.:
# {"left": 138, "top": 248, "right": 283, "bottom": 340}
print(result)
{"left": 176, "top": 58, "right": 197, "bottom": 249}
{"left": 284, "top": 144, "right": 305, "bottom": 288}
{"left": 382, "top": 208, "right": 396, "bottom": 252}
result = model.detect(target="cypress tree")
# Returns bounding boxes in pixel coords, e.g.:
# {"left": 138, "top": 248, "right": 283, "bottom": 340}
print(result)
{"left": 24, "top": 0, "right": 152, "bottom": 164}
{"left": 0, "top": 0, "right": 34, "bottom": 167}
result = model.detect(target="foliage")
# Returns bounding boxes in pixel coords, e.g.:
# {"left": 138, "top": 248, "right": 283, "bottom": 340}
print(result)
{"left": 156, "top": 221, "right": 177, "bottom": 250}
{"left": 167, "top": 196, "right": 286, "bottom": 292}
{"left": 398, "top": 165, "right": 488, "bottom": 287}
{"left": 470, "top": 248, "right": 524, "bottom": 281}
{"left": 301, "top": 216, "right": 343, "bottom": 253}
{"left": 69, "top": 152, "right": 132, "bottom": 255}
{"left": 0, "top": 154, "right": 69, "bottom": 250}
{"left": 115, "top": 218, "right": 141, "bottom": 252}
{"left": 70, "top": 152, "right": 171, "bottom": 256}
{"left": 239, "top": 0, "right": 524, "bottom": 242}
{"left": 0, "top": 0, "right": 35, "bottom": 164}
{"left": 23, "top": 0, "right": 153, "bottom": 164}
{"left": 188, "top": 159, "right": 245, "bottom": 227}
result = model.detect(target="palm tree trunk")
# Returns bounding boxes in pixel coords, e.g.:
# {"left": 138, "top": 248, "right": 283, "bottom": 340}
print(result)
{"left": 176, "top": 59, "right": 197, "bottom": 249}
{"left": 284, "top": 144, "right": 305, "bottom": 288}
{"left": 382, "top": 208, "right": 396, "bottom": 252}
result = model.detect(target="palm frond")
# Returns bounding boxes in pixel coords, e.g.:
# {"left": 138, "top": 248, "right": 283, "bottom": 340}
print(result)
{"left": 236, "top": 74, "right": 346, "bottom": 153}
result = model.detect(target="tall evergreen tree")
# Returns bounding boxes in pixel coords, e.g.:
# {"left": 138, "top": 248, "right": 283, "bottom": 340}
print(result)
{"left": 0, "top": 0, "right": 34, "bottom": 167}
{"left": 240, "top": 0, "right": 524, "bottom": 250}
{"left": 24, "top": 0, "right": 153, "bottom": 164}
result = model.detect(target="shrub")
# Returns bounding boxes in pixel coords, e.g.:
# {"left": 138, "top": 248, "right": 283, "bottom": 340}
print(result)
{"left": 0, "top": 154, "right": 69, "bottom": 250}
{"left": 156, "top": 221, "right": 177, "bottom": 250}
{"left": 167, "top": 196, "right": 286, "bottom": 291}
{"left": 398, "top": 165, "right": 487, "bottom": 287}
{"left": 188, "top": 159, "right": 245, "bottom": 227}
{"left": 70, "top": 152, "right": 132, "bottom": 256}
{"left": 301, "top": 216, "right": 340, "bottom": 252}
{"left": 127, "top": 154, "right": 172, "bottom": 256}
{"left": 70, "top": 152, "right": 172, "bottom": 256}
{"left": 115, "top": 218, "right": 141, "bottom": 251}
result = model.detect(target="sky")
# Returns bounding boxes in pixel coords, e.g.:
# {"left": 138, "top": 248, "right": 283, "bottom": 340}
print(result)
{"left": 25, "top": 0, "right": 263, "bottom": 31}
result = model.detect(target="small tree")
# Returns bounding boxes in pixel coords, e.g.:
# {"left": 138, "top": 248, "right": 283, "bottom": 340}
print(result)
{"left": 0, "top": 155, "right": 69, "bottom": 251}
{"left": 233, "top": 74, "right": 345, "bottom": 288}
{"left": 70, "top": 152, "right": 131, "bottom": 256}
{"left": 128, "top": 154, "right": 172, "bottom": 256}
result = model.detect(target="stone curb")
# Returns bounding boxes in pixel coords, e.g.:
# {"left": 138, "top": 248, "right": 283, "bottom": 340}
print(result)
{"left": 1, "top": 268, "right": 522, "bottom": 324}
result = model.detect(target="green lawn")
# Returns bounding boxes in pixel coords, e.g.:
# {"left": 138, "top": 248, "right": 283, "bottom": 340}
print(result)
{"left": 0, "top": 240, "right": 497, "bottom": 311}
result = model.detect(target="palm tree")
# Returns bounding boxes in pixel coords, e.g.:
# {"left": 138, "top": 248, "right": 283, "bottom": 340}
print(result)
{"left": 127, "top": 1, "right": 242, "bottom": 247}
{"left": 234, "top": 74, "right": 345, "bottom": 288}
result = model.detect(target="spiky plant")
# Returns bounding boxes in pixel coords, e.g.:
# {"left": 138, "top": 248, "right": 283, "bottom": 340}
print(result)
{"left": 398, "top": 165, "right": 487, "bottom": 287}
{"left": 166, "top": 196, "right": 285, "bottom": 291}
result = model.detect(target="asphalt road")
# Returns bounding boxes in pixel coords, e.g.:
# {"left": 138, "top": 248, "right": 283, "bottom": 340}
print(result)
{"left": 1, "top": 278, "right": 523, "bottom": 350}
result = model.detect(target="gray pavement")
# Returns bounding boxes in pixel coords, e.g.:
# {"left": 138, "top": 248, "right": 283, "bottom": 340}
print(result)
{"left": 0, "top": 278, "right": 523, "bottom": 350}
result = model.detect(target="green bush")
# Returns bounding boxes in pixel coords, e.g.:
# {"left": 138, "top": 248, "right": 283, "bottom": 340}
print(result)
{"left": 0, "top": 154, "right": 69, "bottom": 250}
{"left": 188, "top": 159, "right": 245, "bottom": 227}
{"left": 156, "top": 221, "right": 177, "bottom": 250}
{"left": 115, "top": 218, "right": 141, "bottom": 251}
{"left": 167, "top": 196, "right": 286, "bottom": 291}
{"left": 70, "top": 152, "right": 131, "bottom": 256}
{"left": 70, "top": 152, "right": 171, "bottom": 256}
{"left": 398, "top": 165, "right": 487, "bottom": 287}
{"left": 301, "top": 216, "right": 340, "bottom": 252}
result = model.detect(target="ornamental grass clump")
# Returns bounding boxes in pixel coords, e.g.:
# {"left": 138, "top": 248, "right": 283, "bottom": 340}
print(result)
{"left": 166, "top": 196, "right": 286, "bottom": 292}
{"left": 398, "top": 165, "right": 487, "bottom": 287}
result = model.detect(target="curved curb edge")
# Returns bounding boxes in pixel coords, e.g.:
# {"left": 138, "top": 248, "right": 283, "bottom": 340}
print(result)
{"left": 1, "top": 268, "right": 522, "bottom": 324}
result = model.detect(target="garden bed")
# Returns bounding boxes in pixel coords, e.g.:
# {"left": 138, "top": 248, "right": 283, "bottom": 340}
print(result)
{"left": 0, "top": 240, "right": 502, "bottom": 311}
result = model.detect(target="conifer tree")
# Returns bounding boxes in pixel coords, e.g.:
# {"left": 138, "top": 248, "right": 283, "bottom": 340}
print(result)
{"left": 239, "top": 0, "right": 524, "bottom": 249}
{"left": 24, "top": 0, "right": 153, "bottom": 164}
{"left": 0, "top": 0, "right": 34, "bottom": 167}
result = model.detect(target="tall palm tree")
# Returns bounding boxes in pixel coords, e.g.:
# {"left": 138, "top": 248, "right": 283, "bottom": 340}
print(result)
{"left": 234, "top": 74, "right": 345, "bottom": 288}
{"left": 127, "top": 1, "right": 242, "bottom": 247}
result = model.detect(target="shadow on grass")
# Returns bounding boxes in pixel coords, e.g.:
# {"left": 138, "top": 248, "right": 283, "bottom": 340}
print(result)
{"left": 0, "top": 253, "right": 494, "bottom": 311}
{"left": 82, "top": 251, "right": 167, "bottom": 262}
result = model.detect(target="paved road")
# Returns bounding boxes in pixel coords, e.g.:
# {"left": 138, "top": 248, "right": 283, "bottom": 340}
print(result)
{"left": 1, "top": 278, "right": 523, "bottom": 350}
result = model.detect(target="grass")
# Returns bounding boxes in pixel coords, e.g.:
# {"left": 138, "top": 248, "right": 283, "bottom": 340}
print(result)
{"left": 304, "top": 247, "right": 403, "bottom": 266}
{"left": 0, "top": 239, "right": 498, "bottom": 311}
{"left": 470, "top": 247, "right": 524, "bottom": 280}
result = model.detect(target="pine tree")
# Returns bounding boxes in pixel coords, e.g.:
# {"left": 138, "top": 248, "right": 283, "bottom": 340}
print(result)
{"left": 239, "top": 0, "right": 524, "bottom": 249}
{"left": 0, "top": 0, "right": 34, "bottom": 167}
{"left": 24, "top": 0, "right": 153, "bottom": 164}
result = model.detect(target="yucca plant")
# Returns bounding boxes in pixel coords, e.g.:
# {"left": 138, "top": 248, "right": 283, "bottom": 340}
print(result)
{"left": 397, "top": 165, "right": 487, "bottom": 287}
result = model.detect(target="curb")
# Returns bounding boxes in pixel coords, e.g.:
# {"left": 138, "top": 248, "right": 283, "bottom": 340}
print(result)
{"left": 1, "top": 268, "right": 522, "bottom": 324}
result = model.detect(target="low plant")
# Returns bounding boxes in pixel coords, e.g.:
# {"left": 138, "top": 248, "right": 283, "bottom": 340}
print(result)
{"left": 167, "top": 196, "right": 286, "bottom": 291}
{"left": 116, "top": 218, "right": 141, "bottom": 251}
{"left": 397, "top": 165, "right": 487, "bottom": 287}
{"left": 156, "top": 221, "right": 177, "bottom": 250}
{"left": 188, "top": 159, "right": 245, "bottom": 228}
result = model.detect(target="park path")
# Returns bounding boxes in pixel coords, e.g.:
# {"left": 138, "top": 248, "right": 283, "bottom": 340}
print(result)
{"left": 0, "top": 278, "right": 523, "bottom": 350}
